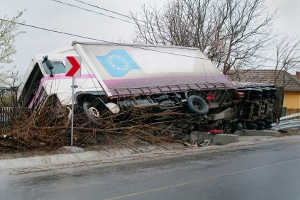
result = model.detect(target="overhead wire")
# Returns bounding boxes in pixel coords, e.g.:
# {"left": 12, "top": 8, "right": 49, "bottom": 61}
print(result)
{"left": 51, "top": 0, "right": 135, "bottom": 24}
{"left": 0, "top": 18, "right": 212, "bottom": 61}
{"left": 0, "top": 17, "right": 281, "bottom": 69}
{"left": 73, "top": 0, "right": 133, "bottom": 20}
{"left": 50, "top": 0, "right": 280, "bottom": 68}
{"left": 72, "top": 0, "right": 151, "bottom": 25}
{"left": 1, "top": 0, "right": 284, "bottom": 69}
{"left": 51, "top": 0, "right": 170, "bottom": 35}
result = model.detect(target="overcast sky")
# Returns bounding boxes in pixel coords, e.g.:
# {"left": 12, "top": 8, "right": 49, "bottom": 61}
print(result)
{"left": 265, "top": 0, "right": 300, "bottom": 34}
{"left": 1, "top": 0, "right": 170, "bottom": 75}
{"left": 1, "top": 0, "right": 300, "bottom": 75}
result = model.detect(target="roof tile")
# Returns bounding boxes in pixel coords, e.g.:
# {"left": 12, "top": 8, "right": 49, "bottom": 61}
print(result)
{"left": 227, "top": 70, "right": 300, "bottom": 91}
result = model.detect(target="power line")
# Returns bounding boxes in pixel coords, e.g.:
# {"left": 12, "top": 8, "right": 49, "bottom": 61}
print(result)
{"left": 49, "top": 1, "right": 297, "bottom": 68}
{"left": 0, "top": 18, "right": 211, "bottom": 61}
{"left": 52, "top": 0, "right": 168, "bottom": 35}
{"left": 72, "top": 0, "right": 147, "bottom": 25}
{"left": 66, "top": 0, "right": 300, "bottom": 69}
{"left": 52, "top": 0, "right": 135, "bottom": 24}
{"left": 73, "top": 0, "right": 132, "bottom": 20}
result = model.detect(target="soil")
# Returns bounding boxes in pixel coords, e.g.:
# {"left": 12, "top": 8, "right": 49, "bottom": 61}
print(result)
{"left": 0, "top": 129, "right": 300, "bottom": 161}
{"left": 275, "top": 128, "right": 300, "bottom": 137}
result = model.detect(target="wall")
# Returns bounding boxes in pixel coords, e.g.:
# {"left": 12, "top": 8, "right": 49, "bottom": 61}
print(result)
{"left": 283, "top": 91, "right": 300, "bottom": 109}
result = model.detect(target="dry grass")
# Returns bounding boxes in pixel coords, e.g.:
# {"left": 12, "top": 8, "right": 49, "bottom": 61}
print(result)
{"left": 276, "top": 128, "right": 300, "bottom": 137}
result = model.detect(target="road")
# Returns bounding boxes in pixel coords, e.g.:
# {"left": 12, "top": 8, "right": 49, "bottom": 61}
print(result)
{"left": 1, "top": 136, "right": 300, "bottom": 200}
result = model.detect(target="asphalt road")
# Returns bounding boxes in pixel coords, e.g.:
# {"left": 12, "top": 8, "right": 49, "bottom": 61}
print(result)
{"left": 1, "top": 136, "right": 300, "bottom": 200}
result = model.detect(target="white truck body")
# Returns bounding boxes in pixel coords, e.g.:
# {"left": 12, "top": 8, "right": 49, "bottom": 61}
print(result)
{"left": 18, "top": 42, "right": 281, "bottom": 133}
{"left": 18, "top": 42, "right": 233, "bottom": 108}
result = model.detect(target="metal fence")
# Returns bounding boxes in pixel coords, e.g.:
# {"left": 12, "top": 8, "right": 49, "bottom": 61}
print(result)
{"left": 274, "top": 112, "right": 300, "bottom": 130}
{"left": 0, "top": 107, "right": 13, "bottom": 128}
{"left": 0, "top": 107, "right": 32, "bottom": 128}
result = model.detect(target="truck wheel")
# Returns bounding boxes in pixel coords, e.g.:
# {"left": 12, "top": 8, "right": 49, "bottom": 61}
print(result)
{"left": 83, "top": 101, "right": 103, "bottom": 126}
{"left": 263, "top": 119, "right": 273, "bottom": 125}
{"left": 187, "top": 95, "right": 209, "bottom": 115}
{"left": 265, "top": 125, "right": 273, "bottom": 129}
{"left": 246, "top": 123, "right": 257, "bottom": 130}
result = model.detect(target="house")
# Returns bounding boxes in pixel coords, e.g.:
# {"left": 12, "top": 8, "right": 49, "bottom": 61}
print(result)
{"left": 227, "top": 70, "right": 300, "bottom": 115}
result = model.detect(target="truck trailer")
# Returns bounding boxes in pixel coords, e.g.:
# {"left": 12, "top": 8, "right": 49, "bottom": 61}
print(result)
{"left": 18, "top": 42, "right": 283, "bottom": 133}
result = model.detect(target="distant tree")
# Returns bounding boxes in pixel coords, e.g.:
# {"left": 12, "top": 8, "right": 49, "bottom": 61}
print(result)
{"left": 131, "top": 0, "right": 277, "bottom": 74}
{"left": 224, "top": 34, "right": 300, "bottom": 90}
{"left": 273, "top": 35, "right": 300, "bottom": 74}
{"left": 0, "top": 11, "right": 24, "bottom": 106}
{"left": 271, "top": 34, "right": 300, "bottom": 87}
{"left": 0, "top": 11, "right": 24, "bottom": 67}
{"left": 0, "top": 67, "right": 20, "bottom": 106}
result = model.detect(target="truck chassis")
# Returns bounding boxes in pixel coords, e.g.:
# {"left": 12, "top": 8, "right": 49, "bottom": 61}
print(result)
{"left": 74, "top": 84, "right": 282, "bottom": 135}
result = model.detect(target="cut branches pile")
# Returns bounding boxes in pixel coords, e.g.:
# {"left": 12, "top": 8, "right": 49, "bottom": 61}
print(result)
{"left": 0, "top": 104, "right": 195, "bottom": 152}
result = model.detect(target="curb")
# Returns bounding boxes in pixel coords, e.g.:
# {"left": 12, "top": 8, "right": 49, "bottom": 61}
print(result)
{"left": 0, "top": 133, "right": 291, "bottom": 175}
{"left": 0, "top": 145, "right": 188, "bottom": 174}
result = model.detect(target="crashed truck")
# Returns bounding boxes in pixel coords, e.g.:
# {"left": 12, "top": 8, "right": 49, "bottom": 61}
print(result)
{"left": 17, "top": 41, "right": 283, "bottom": 134}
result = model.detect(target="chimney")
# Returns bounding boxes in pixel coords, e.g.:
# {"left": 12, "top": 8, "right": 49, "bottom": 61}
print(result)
{"left": 296, "top": 72, "right": 300, "bottom": 79}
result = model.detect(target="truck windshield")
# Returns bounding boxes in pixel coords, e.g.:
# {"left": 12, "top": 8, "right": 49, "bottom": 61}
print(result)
{"left": 42, "top": 61, "right": 65, "bottom": 75}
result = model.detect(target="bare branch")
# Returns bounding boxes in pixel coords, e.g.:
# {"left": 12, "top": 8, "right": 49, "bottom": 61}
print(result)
{"left": 131, "top": 0, "right": 277, "bottom": 74}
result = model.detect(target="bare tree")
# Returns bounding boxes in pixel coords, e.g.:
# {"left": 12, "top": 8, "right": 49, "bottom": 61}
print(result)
{"left": 131, "top": 0, "right": 276, "bottom": 74}
{"left": 271, "top": 34, "right": 300, "bottom": 87}
{"left": 224, "top": 33, "right": 300, "bottom": 90}
{"left": 0, "top": 11, "right": 24, "bottom": 66}
{"left": 0, "top": 11, "right": 24, "bottom": 106}
{"left": 273, "top": 35, "right": 300, "bottom": 73}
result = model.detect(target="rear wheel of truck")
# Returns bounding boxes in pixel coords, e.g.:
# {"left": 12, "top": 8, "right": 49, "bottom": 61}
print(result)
{"left": 246, "top": 123, "right": 257, "bottom": 130}
{"left": 83, "top": 101, "right": 103, "bottom": 126}
{"left": 187, "top": 95, "right": 209, "bottom": 115}
{"left": 264, "top": 119, "right": 273, "bottom": 125}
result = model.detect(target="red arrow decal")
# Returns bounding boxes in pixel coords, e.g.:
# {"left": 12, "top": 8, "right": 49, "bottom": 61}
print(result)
{"left": 66, "top": 56, "right": 80, "bottom": 76}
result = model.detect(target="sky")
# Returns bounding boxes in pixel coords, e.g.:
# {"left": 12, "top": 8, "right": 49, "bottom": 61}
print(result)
{"left": 1, "top": 0, "right": 300, "bottom": 75}
{"left": 265, "top": 0, "right": 300, "bottom": 34}
{"left": 0, "top": 0, "right": 170, "bottom": 75}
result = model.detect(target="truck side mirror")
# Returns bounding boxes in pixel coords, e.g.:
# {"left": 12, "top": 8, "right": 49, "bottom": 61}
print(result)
{"left": 43, "top": 55, "right": 54, "bottom": 77}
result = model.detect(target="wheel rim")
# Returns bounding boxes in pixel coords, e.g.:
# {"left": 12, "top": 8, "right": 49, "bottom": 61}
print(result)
{"left": 83, "top": 101, "right": 103, "bottom": 126}
{"left": 193, "top": 100, "right": 204, "bottom": 110}
{"left": 88, "top": 107, "right": 100, "bottom": 118}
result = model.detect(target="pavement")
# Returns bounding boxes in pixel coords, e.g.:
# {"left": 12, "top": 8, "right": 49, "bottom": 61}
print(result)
{"left": 0, "top": 129, "right": 292, "bottom": 175}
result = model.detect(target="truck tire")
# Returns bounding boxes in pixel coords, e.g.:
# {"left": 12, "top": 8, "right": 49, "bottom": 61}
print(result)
{"left": 83, "top": 101, "right": 103, "bottom": 126}
{"left": 264, "top": 119, "right": 273, "bottom": 125}
{"left": 246, "top": 123, "right": 257, "bottom": 130}
{"left": 187, "top": 95, "right": 209, "bottom": 115}
{"left": 265, "top": 125, "right": 273, "bottom": 129}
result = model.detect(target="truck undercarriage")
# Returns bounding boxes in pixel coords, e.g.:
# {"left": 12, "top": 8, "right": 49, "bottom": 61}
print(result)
{"left": 75, "top": 83, "right": 282, "bottom": 136}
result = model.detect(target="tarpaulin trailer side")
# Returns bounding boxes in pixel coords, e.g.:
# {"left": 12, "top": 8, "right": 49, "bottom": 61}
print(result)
{"left": 73, "top": 42, "right": 234, "bottom": 98}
